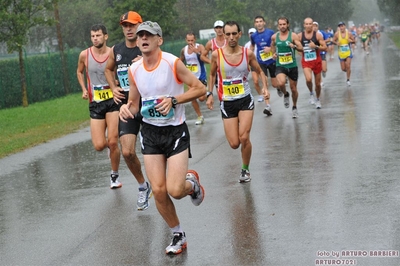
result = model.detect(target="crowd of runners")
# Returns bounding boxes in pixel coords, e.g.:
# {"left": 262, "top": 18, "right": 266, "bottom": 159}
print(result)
{"left": 76, "top": 11, "right": 382, "bottom": 256}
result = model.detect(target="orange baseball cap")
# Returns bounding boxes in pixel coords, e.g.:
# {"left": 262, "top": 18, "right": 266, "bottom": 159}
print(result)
{"left": 120, "top": 11, "right": 143, "bottom": 25}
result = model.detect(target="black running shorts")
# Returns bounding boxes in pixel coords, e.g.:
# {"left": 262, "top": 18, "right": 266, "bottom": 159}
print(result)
{"left": 275, "top": 66, "right": 299, "bottom": 81}
{"left": 89, "top": 98, "right": 119, "bottom": 119}
{"left": 140, "top": 122, "right": 192, "bottom": 159}
{"left": 220, "top": 94, "right": 254, "bottom": 119}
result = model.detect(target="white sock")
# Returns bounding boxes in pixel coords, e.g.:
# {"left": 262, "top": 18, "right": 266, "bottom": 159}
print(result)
{"left": 138, "top": 182, "right": 147, "bottom": 190}
{"left": 170, "top": 224, "right": 183, "bottom": 234}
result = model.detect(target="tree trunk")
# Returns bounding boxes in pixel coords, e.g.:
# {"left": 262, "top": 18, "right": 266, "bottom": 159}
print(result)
{"left": 19, "top": 47, "right": 29, "bottom": 107}
{"left": 54, "top": 1, "right": 70, "bottom": 94}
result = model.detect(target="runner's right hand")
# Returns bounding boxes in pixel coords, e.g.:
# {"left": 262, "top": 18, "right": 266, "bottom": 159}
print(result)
{"left": 119, "top": 102, "right": 134, "bottom": 123}
{"left": 113, "top": 87, "right": 125, "bottom": 104}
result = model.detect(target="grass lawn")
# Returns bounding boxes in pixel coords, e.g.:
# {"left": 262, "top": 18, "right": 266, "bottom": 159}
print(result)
{"left": 0, "top": 93, "right": 89, "bottom": 158}
{"left": 388, "top": 32, "right": 400, "bottom": 48}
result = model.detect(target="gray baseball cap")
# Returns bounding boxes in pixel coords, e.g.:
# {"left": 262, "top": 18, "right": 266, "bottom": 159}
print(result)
{"left": 137, "top": 21, "right": 162, "bottom": 37}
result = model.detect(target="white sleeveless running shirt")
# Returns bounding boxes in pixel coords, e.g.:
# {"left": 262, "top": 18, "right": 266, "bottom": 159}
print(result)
{"left": 129, "top": 51, "right": 186, "bottom": 126}
{"left": 216, "top": 47, "right": 251, "bottom": 101}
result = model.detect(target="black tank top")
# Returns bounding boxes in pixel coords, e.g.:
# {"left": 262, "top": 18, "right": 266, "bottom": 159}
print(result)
{"left": 113, "top": 42, "right": 142, "bottom": 104}
{"left": 301, "top": 31, "right": 320, "bottom": 47}
{"left": 113, "top": 42, "right": 142, "bottom": 68}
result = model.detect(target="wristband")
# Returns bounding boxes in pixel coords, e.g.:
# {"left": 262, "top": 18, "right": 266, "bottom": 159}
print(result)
{"left": 206, "top": 91, "right": 213, "bottom": 98}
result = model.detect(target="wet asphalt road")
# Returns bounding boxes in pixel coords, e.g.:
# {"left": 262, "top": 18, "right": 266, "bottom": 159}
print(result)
{"left": 1, "top": 34, "right": 400, "bottom": 266}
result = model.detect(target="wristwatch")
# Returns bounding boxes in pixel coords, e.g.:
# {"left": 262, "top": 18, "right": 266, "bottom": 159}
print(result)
{"left": 170, "top": 96, "right": 178, "bottom": 108}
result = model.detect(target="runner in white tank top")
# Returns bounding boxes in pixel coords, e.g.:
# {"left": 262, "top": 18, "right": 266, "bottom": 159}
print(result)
{"left": 180, "top": 32, "right": 208, "bottom": 125}
{"left": 206, "top": 21, "right": 269, "bottom": 183}
{"left": 119, "top": 21, "right": 206, "bottom": 256}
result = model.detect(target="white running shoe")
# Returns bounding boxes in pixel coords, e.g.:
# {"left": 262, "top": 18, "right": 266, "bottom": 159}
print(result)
{"left": 110, "top": 174, "right": 122, "bottom": 189}
{"left": 195, "top": 116, "right": 204, "bottom": 125}
{"left": 292, "top": 108, "right": 299, "bottom": 118}
{"left": 309, "top": 94, "right": 316, "bottom": 105}
{"left": 284, "top": 93, "right": 290, "bottom": 108}
{"left": 186, "top": 170, "right": 204, "bottom": 206}
{"left": 347, "top": 80, "right": 351, "bottom": 86}
{"left": 315, "top": 100, "right": 321, "bottom": 109}
{"left": 165, "top": 232, "right": 187, "bottom": 255}
{"left": 263, "top": 106, "right": 272, "bottom": 116}
{"left": 258, "top": 95, "right": 263, "bottom": 102}
{"left": 238, "top": 169, "right": 251, "bottom": 183}
{"left": 137, "top": 182, "right": 153, "bottom": 210}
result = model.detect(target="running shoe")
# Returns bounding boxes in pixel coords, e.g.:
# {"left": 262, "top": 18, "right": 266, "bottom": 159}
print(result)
{"left": 284, "top": 92, "right": 290, "bottom": 108}
{"left": 195, "top": 116, "right": 204, "bottom": 125}
{"left": 165, "top": 232, "right": 187, "bottom": 255}
{"left": 239, "top": 169, "right": 251, "bottom": 183}
{"left": 258, "top": 95, "right": 264, "bottom": 102}
{"left": 263, "top": 106, "right": 272, "bottom": 116}
{"left": 346, "top": 80, "right": 351, "bottom": 86}
{"left": 309, "top": 94, "right": 316, "bottom": 105}
{"left": 186, "top": 170, "right": 204, "bottom": 206}
{"left": 315, "top": 100, "right": 322, "bottom": 109}
{"left": 292, "top": 107, "right": 299, "bottom": 118}
{"left": 321, "top": 81, "right": 324, "bottom": 87}
{"left": 277, "top": 89, "right": 284, "bottom": 97}
{"left": 110, "top": 174, "right": 122, "bottom": 189}
{"left": 137, "top": 182, "right": 153, "bottom": 211}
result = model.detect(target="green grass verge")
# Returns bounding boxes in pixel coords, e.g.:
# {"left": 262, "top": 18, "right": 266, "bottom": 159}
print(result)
{"left": 0, "top": 93, "right": 89, "bottom": 158}
{"left": 388, "top": 32, "right": 400, "bottom": 48}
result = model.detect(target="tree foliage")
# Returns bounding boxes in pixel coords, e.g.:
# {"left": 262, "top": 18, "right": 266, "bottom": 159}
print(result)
{"left": 256, "top": 0, "right": 354, "bottom": 31}
{"left": 0, "top": 0, "right": 54, "bottom": 53}
{"left": 215, "top": 0, "right": 251, "bottom": 30}
{"left": 377, "top": 0, "right": 400, "bottom": 24}
{"left": 0, "top": 0, "right": 54, "bottom": 107}
{"left": 103, "top": 0, "right": 179, "bottom": 45}
{"left": 57, "top": 0, "right": 109, "bottom": 48}
{"left": 173, "top": 0, "right": 219, "bottom": 38}
{"left": 51, "top": 0, "right": 359, "bottom": 49}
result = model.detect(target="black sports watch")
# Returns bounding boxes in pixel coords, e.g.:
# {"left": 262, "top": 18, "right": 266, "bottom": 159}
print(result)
{"left": 170, "top": 96, "right": 178, "bottom": 108}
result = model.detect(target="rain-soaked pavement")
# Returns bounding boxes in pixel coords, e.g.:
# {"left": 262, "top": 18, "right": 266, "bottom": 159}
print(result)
{"left": 1, "top": 34, "right": 400, "bottom": 266}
